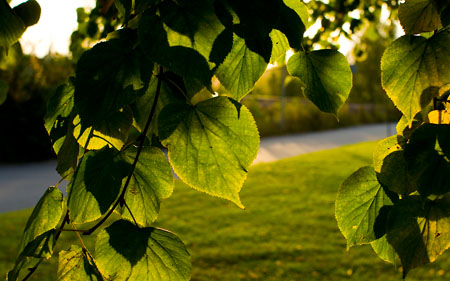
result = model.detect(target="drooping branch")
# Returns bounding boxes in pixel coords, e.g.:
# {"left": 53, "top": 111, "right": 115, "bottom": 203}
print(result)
{"left": 83, "top": 65, "right": 164, "bottom": 235}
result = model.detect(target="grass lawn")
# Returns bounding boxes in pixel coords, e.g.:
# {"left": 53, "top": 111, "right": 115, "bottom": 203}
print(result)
{"left": 2, "top": 141, "right": 450, "bottom": 280}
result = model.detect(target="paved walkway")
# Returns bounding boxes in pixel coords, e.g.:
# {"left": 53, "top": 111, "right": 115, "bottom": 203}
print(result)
{"left": 0, "top": 123, "right": 396, "bottom": 213}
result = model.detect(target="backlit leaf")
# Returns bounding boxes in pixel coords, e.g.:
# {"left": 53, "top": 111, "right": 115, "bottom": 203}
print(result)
{"left": 8, "top": 187, "right": 65, "bottom": 280}
{"left": 372, "top": 135, "right": 406, "bottom": 174}
{"left": 158, "top": 97, "right": 259, "bottom": 208}
{"left": 287, "top": 50, "right": 352, "bottom": 115}
{"left": 95, "top": 220, "right": 191, "bottom": 281}
{"left": 428, "top": 110, "right": 450, "bottom": 124}
{"left": 336, "top": 166, "right": 393, "bottom": 248}
{"left": 57, "top": 245, "right": 103, "bottom": 281}
{"left": 370, "top": 236, "right": 398, "bottom": 265}
{"left": 381, "top": 32, "right": 450, "bottom": 124}
{"left": 44, "top": 82, "right": 75, "bottom": 135}
{"left": 269, "top": 29, "right": 289, "bottom": 64}
{"left": 283, "top": 0, "right": 309, "bottom": 27}
{"left": 119, "top": 146, "right": 174, "bottom": 226}
{"left": 215, "top": 34, "right": 268, "bottom": 100}
{"left": 73, "top": 110, "right": 133, "bottom": 151}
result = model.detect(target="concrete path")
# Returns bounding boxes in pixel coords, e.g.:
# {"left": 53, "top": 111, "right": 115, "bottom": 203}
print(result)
{"left": 254, "top": 123, "right": 396, "bottom": 164}
{"left": 0, "top": 123, "right": 396, "bottom": 213}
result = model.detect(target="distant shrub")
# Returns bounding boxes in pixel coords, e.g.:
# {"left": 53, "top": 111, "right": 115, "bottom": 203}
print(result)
{"left": 242, "top": 96, "right": 400, "bottom": 137}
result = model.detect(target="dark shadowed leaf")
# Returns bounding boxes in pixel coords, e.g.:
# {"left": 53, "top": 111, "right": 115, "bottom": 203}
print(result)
{"left": 74, "top": 38, "right": 149, "bottom": 128}
{"left": 95, "top": 220, "right": 191, "bottom": 281}
{"left": 398, "top": 0, "right": 442, "bottom": 34}
{"left": 67, "top": 148, "right": 132, "bottom": 225}
{"left": 0, "top": 0, "right": 25, "bottom": 51}
{"left": 138, "top": 10, "right": 212, "bottom": 86}
{"left": 387, "top": 195, "right": 450, "bottom": 278}
{"left": 405, "top": 124, "right": 450, "bottom": 196}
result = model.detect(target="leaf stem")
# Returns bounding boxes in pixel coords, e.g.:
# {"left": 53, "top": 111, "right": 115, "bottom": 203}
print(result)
{"left": 83, "top": 66, "right": 164, "bottom": 235}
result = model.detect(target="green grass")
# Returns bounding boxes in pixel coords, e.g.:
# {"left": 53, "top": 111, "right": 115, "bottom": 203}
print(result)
{"left": 2, "top": 141, "right": 450, "bottom": 280}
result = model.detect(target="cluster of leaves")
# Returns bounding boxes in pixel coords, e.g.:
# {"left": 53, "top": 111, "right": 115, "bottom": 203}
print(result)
{"left": 2, "top": 0, "right": 355, "bottom": 280}
{"left": 336, "top": 0, "right": 450, "bottom": 278}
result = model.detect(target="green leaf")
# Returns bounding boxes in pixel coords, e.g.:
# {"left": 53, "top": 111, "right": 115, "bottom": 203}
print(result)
{"left": 0, "top": 78, "right": 8, "bottom": 105}
{"left": 8, "top": 187, "right": 65, "bottom": 280}
{"left": 269, "top": 29, "right": 290, "bottom": 64}
{"left": 44, "top": 82, "right": 75, "bottom": 134}
{"left": 158, "top": 97, "right": 259, "bottom": 208}
{"left": 274, "top": 0, "right": 306, "bottom": 49}
{"left": 12, "top": 0, "right": 41, "bottom": 27}
{"left": 57, "top": 245, "right": 103, "bottom": 281}
{"left": 138, "top": 10, "right": 212, "bottom": 86}
{"left": 404, "top": 124, "right": 450, "bottom": 196}
{"left": 131, "top": 74, "right": 182, "bottom": 136}
{"left": 372, "top": 135, "right": 406, "bottom": 174}
{"left": 18, "top": 187, "right": 65, "bottom": 256}
{"left": 119, "top": 146, "right": 174, "bottom": 226}
{"left": 43, "top": 83, "right": 80, "bottom": 178}
{"left": 282, "top": 0, "right": 309, "bottom": 28}
{"left": 67, "top": 147, "right": 132, "bottom": 225}
{"left": 398, "top": 0, "right": 442, "bottom": 34}
{"left": 396, "top": 113, "right": 423, "bottom": 138}
{"left": 8, "top": 231, "right": 56, "bottom": 281}
{"left": 336, "top": 166, "right": 393, "bottom": 248}
{"left": 287, "top": 50, "right": 352, "bottom": 116}
{"left": 373, "top": 135, "right": 413, "bottom": 195}
{"left": 56, "top": 131, "right": 79, "bottom": 179}
{"left": 0, "top": 0, "right": 25, "bottom": 50}
{"left": 370, "top": 236, "right": 398, "bottom": 265}
{"left": 381, "top": 32, "right": 450, "bottom": 124}
{"left": 95, "top": 220, "right": 191, "bottom": 281}
{"left": 74, "top": 38, "right": 149, "bottom": 128}
{"left": 73, "top": 109, "right": 133, "bottom": 151}
{"left": 386, "top": 195, "right": 450, "bottom": 278}
{"left": 215, "top": 34, "right": 268, "bottom": 101}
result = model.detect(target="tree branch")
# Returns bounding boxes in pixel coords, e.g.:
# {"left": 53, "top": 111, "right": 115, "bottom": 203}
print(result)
{"left": 83, "top": 66, "right": 164, "bottom": 235}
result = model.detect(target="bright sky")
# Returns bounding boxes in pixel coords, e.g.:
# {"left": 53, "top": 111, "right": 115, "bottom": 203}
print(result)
{"left": 10, "top": 0, "right": 95, "bottom": 57}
